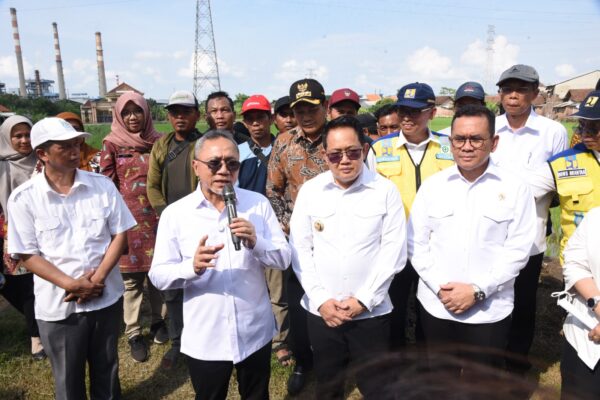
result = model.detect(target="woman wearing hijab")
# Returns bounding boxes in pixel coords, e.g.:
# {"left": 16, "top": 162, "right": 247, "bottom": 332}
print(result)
{"left": 55, "top": 111, "right": 100, "bottom": 172}
{"left": 0, "top": 115, "right": 46, "bottom": 360}
{"left": 100, "top": 93, "right": 167, "bottom": 363}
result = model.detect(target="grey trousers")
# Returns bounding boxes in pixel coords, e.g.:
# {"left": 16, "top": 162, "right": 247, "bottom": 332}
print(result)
{"left": 37, "top": 299, "right": 122, "bottom": 400}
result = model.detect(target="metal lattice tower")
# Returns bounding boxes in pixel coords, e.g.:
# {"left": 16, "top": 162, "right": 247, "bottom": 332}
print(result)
{"left": 193, "top": 0, "right": 221, "bottom": 99}
{"left": 484, "top": 25, "right": 495, "bottom": 92}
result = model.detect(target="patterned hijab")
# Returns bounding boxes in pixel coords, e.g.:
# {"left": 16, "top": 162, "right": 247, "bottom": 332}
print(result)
{"left": 103, "top": 92, "right": 161, "bottom": 151}
{"left": 0, "top": 115, "right": 36, "bottom": 213}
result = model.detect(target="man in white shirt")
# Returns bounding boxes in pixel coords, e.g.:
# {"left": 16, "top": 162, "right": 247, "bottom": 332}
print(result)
{"left": 149, "top": 130, "right": 291, "bottom": 400}
{"left": 409, "top": 105, "right": 536, "bottom": 374}
{"left": 8, "top": 117, "right": 136, "bottom": 400}
{"left": 492, "top": 64, "right": 568, "bottom": 372}
{"left": 290, "top": 116, "right": 407, "bottom": 399}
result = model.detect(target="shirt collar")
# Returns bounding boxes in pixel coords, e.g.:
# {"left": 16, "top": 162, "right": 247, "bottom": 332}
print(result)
{"left": 193, "top": 183, "right": 239, "bottom": 209}
{"left": 40, "top": 169, "right": 92, "bottom": 196}
{"left": 447, "top": 159, "right": 502, "bottom": 184}
{"left": 594, "top": 150, "right": 600, "bottom": 161}
{"left": 496, "top": 107, "right": 540, "bottom": 134}
{"left": 395, "top": 129, "right": 434, "bottom": 148}
{"left": 293, "top": 126, "right": 324, "bottom": 145}
{"left": 324, "top": 166, "right": 378, "bottom": 192}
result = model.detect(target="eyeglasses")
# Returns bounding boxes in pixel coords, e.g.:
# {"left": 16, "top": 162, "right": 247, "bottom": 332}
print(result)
{"left": 450, "top": 135, "right": 490, "bottom": 149}
{"left": 121, "top": 109, "right": 144, "bottom": 118}
{"left": 577, "top": 120, "right": 600, "bottom": 137}
{"left": 397, "top": 107, "right": 433, "bottom": 118}
{"left": 325, "top": 147, "right": 363, "bottom": 163}
{"left": 499, "top": 86, "right": 533, "bottom": 95}
{"left": 196, "top": 158, "right": 241, "bottom": 173}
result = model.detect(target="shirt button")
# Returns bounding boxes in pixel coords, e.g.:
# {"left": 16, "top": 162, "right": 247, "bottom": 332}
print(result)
{"left": 219, "top": 225, "right": 225, "bottom": 232}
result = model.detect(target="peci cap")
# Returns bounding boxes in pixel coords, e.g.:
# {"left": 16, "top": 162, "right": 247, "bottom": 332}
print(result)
{"left": 241, "top": 94, "right": 271, "bottom": 114}
{"left": 274, "top": 96, "right": 292, "bottom": 113}
{"left": 455, "top": 81, "right": 485, "bottom": 101}
{"left": 496, "top": 64, "right": 539, "bottom": 86}
{"left": 289, "top": 78, "right": 326, "bottom": 108}
{"left": 329, "top": 88, "right": 361, "bottom": 109}
{"left": 31, "top": 117, "right": 91, "bottom": 150}
{"left": 571, "top": 90, "right": 600, "bottom": 120}
{"left": 356, "top": 113, "right": 378, "bottom": 134}
{"left": 396, "top": 82, "right": 436, "bottom": 109}
{"left": 165, "top": 90, "right": 199, "bottom": 109}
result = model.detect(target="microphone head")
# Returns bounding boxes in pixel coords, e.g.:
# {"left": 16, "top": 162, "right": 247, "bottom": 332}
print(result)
{"left": 222, "top": 183, "right": 236, "bottom": 202}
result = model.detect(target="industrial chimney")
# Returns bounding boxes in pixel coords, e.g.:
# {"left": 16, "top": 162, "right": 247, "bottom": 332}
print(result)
{"left": 52, "top": 22, "right": 66, "bottom": 100}
{"left": 34, "top": 70, "right": 42, "bottom": 97}
{"left": 10, "top": 8, "right": 27, "bottom": 97}
{"left": 95, "top": 32, "right": 107, "bottom": 97}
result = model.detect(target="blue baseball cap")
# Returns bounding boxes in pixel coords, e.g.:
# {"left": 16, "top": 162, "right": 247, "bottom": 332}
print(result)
{"left": 396, "top": 82, "right": 436, "bottom": 109}
{"left": 572, "top": 90, "right": 600, "bottom": 120}
{"left": 455, "top": 81, "right": 485, "bottom": 101}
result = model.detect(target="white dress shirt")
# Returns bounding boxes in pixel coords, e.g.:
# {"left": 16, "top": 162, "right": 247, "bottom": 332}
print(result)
{"left": 562, "top": 206, "right": 600, "bottom": 369}
{"left": 7, "top": 170, "right": 136, "bottom": 321}
{"left": 493, "top": 108, "right": 568, "bottom": 255}
{"left": 149, "top": 186, "right": 291, "bottom": 363}
{"left": 289, "top": 168, "right": 407, "bottom": 319}
{"left": 366, "top": 129, "right": 438, "bottom": 170}
{"left": 408, "top": 162, "right": 536, "bottom": 324}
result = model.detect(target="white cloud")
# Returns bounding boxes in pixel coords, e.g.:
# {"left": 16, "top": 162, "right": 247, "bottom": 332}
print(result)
{"left": 0, "top": 55, "right": 33, "bottom": 80}
{"left": 274, "top": 59, "right": 328, "bottom": 82}
{"left": 405, "top": 46, "right": 461, "bottom": 80}
{"left": 555, "top": 63, "right": 576, "bottom": 78}
{"left": 460, "top": 35, "right": 520, "bottom": 77}
{"left": 134, "top": 51, "right": 164, "bottom": 60}
{"left": 178, "top": 53, "right": 245, "bottom": 79}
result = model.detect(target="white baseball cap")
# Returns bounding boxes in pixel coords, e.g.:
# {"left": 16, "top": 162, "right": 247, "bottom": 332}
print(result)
{"left": 165, "top": 90, "right": 198, "bottom": 108}
{"left": 31, "top": 117, "right": 91, "bottom": 150}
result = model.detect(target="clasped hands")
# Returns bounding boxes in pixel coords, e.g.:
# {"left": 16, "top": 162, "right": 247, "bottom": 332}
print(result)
{"left": 318, "top": 297, "right": 366, "bottom": 328}
{"left": 64, "top": 268, "right": 105, "bottom": 304}
{"left": 193, "top": 218, "right": 256, "bottom": 274}
{"left": 438, "top": 282, "right": 476, "bottom": 314}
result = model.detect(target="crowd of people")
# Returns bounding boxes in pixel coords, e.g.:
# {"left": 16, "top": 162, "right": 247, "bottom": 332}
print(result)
{"left": 0, "top": 63, "right": 599, "bottom": 400}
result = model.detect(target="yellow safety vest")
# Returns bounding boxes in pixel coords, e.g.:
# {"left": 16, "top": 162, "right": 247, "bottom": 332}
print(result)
{"left": 548, "top": 144, "right": 600, "bottom": 263}
{"left": 371, "top": 132, "right": 455, "bottom": 216}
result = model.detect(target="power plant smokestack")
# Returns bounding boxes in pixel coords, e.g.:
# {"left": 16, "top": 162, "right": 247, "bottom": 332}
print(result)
{"left": 52, "top": 22, "right": 66, "bottom": 100}
{"left": 10, "top": 8, "right": 27, "bottom": 97}
{"left": 95, "top": 32, "right": 107, "bottom": 97}
{"left": 34, "top": 70, "right": 42, "bottom": 97}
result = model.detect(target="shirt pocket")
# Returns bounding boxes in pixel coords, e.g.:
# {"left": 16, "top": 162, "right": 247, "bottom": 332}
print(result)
{"left": 376, "top": 161, "right": 402, "bottom": 178}
{"left": 557, "top": 178, "right": 594, "bottom": 212}
{"left": 83, "top": 207, "right": 110, "bottom": 237}
{"left": 308, "top": 205, "right": 336, "bottom": 238}
{"left": 479, "top": 206, "right": 513, "bottom": 244}
{"left": 427, "top": 204, "right": 455, "bottom": 240}
{"left": 354, "top": 206, "right": 386, "bottom": 241}
{"left": 34, "top": 216, "right": 61, "bottom": 248}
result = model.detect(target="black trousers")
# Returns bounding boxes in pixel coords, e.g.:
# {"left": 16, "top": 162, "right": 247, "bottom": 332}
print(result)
{"left": 560, "top": 338, "right": 600, "bottom": 400}
{"left": 0, "top": 273, "right": 40, "bottom": 338}
{"left": 186, "top": 341, "right": 271, "bottom": 400}
{"left": 287, "top": 271, "right": 313, "bottom": 369}
{"left": 162, "top": 288, "right": 183, "bottom": 349}
{"left": 388, "top": 261, "right": 422, "bottom": 350}
{"left": 420, "top": 303, "right": 510, "bottom": 375}
{"left": 506, "top": 252, "right": 544, "bottom": 372}
{"left": 307, "top": 312, "right": 391, "bottom": 400}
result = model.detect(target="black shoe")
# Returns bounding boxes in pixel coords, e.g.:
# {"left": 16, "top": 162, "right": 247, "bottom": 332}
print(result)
{"left": 128, "top": 335, "right": 149, "bottom": 363}
{"left": 150, "top": 322, "right": 169, "bottom": 344}
{"left": 160, "top": 346, "right": 179, "bottom": 370}
{"left": 287, "top": 365, "right": 310, "bottom": 396}
{"left": 32, "top": 349, "right": 47, "bottom": 361}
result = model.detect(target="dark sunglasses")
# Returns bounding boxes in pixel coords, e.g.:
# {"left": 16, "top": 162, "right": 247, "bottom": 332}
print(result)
{"left": 196, "top": 158, "right": 241, "bottom": 173}
{"left": 325, "top": 148, "right": 363, "bottom": 163}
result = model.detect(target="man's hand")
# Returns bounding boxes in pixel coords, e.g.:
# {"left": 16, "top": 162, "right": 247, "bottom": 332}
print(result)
{"left": 588, "top": 323, "right": 600, "bottom": 344}
{"left": 438, "top": 282, "right": 476, "bottom": 314}
{"left": 340, "top": 297, "right": 367, "bottom": 319}
{"left": 229, "top": 217, "right": 257, "bottom": 249}
{"left": 64, "top": 269, "right": 105, "bottom": 303}
{"left": 193, "top": 235, "right": 224, "bottom": 274}
{"left": 318, "top": 299, "right": 352, "bottom": 328}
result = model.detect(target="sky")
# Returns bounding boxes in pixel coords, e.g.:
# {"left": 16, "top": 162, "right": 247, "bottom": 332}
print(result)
{"left": 0, "top": 0, "right": 599, "bottom": 102}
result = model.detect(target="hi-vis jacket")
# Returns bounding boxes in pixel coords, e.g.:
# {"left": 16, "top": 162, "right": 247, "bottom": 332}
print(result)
{"left": 369, "top": 131, "right": 455, "bottom": 216}
{"left": 548, "top": 144, "right": 600, "bottom": 261}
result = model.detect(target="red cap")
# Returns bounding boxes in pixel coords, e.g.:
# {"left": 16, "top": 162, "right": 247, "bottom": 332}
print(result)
{"left": 242, "top": 95, "right": 271, "bottom": 114}
{"left": 329, "top": 88, "right": 360, "bottom": 108}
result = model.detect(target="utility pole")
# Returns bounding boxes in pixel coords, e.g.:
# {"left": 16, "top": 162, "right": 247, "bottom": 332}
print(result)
{"left": 193, "top": 0, "right": 221, "bottom": 100}
{"left": 485, "top": 25, "right": 495, "bottom": 93}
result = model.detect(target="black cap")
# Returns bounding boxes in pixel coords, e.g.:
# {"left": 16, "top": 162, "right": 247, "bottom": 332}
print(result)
{"left": 274, "top": 96, "right": 292, "bottom": 113}
{"left": 289, "top": 78, "right": 326, "bottom": 108}
{"left": 356, "top": 113, "right": 377, "bottom": 135}
{"left": 497, "top": 64, "right": 539, "bottom": 86}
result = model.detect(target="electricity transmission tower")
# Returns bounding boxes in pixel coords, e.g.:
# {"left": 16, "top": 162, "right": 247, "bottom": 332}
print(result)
{"left": 193, "top": 0, "right": 221, "bottom": 99}
{"left": 485, "top": 25, "right": 495, "bottom": 92}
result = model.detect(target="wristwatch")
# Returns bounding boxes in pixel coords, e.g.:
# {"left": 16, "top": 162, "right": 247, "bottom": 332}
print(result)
{"left": 472, "top": 284, "right": 486, "bottom": 302}
{"left": 586, "top": 296, "right": 600, "bottom": 310}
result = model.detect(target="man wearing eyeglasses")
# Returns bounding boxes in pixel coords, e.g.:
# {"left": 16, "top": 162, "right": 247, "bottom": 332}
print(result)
{"left": 492, "top": 64, "right": 568, "bottom": 374}
{"left": 408, "top": 104, "right": 536, "bottom": 374}
{"left": 290, "top": 116, "right": 406, "bottom": 399}
{"left": 266, "top": 78, "right": 329, "bottom": 395}
{"left": 366, "top": 82, "right": 455, "bottom": 350}
{"left": 149, "top": 130, "right": 291, "bottom": 399}
{"left": 146, "top": 90, "right": 202, "bottom": 370}
{"left": 527, "top": 90, "right": 600, "bottom": 262}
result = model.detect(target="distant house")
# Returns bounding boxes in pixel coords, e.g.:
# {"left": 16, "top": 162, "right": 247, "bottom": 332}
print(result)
{"left": 360, "top": 93, "right": 382, "bottom": 108}
{"left": 80, "top": 82, "right": 143, "bottom": 124}
{"left": 546, "top": 70, "right": 600, "bottom": 99}
{"left": 552, "top": 88, "right": 594, "bottom": 119}
{"left": 435, "top": 96, "right": 453, "bottom": 117}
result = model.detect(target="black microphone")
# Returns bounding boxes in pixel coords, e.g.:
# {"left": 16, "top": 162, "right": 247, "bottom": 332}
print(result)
{"left": 222, "top": 183, "right": 241, "bottom": 251}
